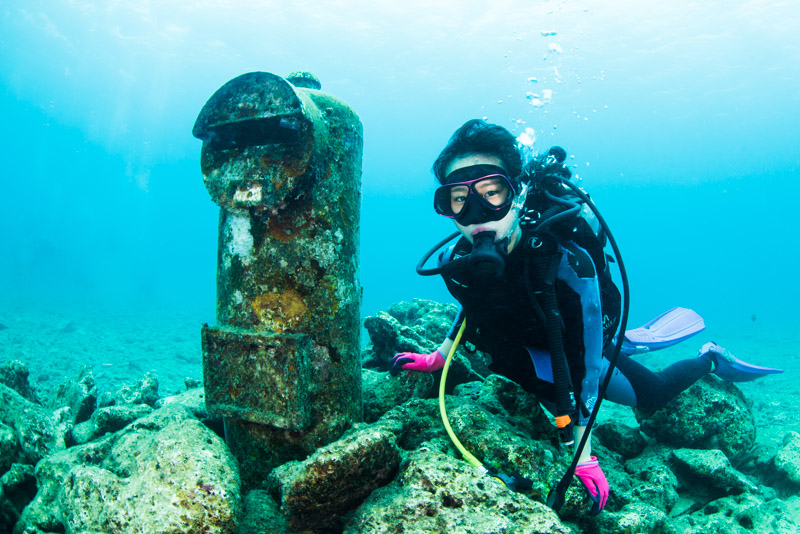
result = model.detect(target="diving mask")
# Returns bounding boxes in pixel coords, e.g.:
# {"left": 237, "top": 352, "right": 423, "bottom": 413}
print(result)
{"left": 434, "top": 164, "right": 517, "bottom": 225}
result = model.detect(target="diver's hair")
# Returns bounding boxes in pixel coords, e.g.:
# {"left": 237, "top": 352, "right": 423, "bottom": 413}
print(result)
{"left": 432, "top": 119, "right": 523, "bottom": 185}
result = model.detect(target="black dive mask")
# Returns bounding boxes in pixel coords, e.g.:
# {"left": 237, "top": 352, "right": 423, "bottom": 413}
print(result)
{"left": 457, "top": 194, "right": 512, "bottom": 226}
{"left": 434, "top": 164, "right": 517, "bottom": 226}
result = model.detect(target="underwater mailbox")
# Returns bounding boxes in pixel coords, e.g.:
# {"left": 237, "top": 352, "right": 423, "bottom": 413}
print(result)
{"left": 194, "top": 71, "right": 363, "bottom": 488}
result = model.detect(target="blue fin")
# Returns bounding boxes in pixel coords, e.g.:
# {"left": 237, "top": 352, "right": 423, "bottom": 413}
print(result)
{"left": 622, "top": 307, "right": 706, "bottom": 355}
{"left": 699, "top": 342, "right": 783, "bottom": 382}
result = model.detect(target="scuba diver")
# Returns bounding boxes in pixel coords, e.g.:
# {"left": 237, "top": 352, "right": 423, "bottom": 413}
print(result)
{"left": 391, "top": 119, "right": 782, "bottom": 514}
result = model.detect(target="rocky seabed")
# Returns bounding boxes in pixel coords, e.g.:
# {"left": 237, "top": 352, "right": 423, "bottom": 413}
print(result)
{"left": 2, "top": 299, "right": 799, "bottom": 533}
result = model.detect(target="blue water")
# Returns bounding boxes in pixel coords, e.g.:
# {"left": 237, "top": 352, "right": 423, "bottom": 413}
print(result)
{"left": 1, "top": 2, "right": 798, "bottom": 388}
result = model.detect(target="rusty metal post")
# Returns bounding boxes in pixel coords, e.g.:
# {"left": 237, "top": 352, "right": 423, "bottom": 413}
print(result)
{"left": 192, "top": 71, "right": 362, "bottom": 487}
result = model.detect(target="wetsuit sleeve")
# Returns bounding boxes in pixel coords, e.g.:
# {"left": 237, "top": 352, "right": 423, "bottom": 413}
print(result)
{"left": 446, "top": 307, "right": 467, "bottom": 341}
{"left": 558, "top": 241, "right": 604, "bottom": 425}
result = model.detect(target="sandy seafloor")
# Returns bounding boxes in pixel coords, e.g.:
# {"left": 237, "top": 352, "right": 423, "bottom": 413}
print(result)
{"left": 0, "top": 301, "right": 210, "bottom": 400}
{"left": 1, "top": 299, "right": 798, "bottom": 519}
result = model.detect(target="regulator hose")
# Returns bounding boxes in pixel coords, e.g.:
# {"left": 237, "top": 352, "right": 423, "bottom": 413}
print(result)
{"left": 439, "top": 319, "right": 533, "bottom": 492}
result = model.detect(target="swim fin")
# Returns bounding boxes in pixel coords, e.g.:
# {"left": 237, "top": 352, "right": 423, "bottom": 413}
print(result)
{"left": 622, "top": 307, "right": 706, "bottom": 355}
{"left": 698, "top": 342, "right": 783, "bottom": 382}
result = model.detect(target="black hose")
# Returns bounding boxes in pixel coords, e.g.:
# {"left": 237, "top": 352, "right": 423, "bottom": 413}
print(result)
{"left": 533, "top": 255, "right": 575, "bottom": 424}
{"left": 534, "top": 191, "right": 581, "bottom": 232}
{"left": 416, "top": 231, "right": 465, "bottom": 276}
{"left": 546, "top": 180, "right": 630, "bottom": 513}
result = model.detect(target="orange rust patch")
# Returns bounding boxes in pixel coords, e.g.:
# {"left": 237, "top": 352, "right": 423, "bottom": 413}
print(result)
{"left": 267, "top": 217, "right": 299, "bottom": 242}
{"left": 251, "top": 290, "right": 308, "bottom": 333}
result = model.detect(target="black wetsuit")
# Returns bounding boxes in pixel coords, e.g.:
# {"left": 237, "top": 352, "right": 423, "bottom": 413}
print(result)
{"left": 441, "top": 231, "right": 712, "bottom": 418}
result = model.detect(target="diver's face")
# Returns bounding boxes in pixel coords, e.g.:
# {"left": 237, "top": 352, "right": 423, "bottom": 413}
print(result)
{"left": 445, "top": 154, "right": 522, "bottom": 249}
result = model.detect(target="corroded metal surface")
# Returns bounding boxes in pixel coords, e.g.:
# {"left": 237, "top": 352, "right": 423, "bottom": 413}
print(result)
{"left": 194, "top": 71, "right": 363, "bottom": 486}
{"left": 201, "top": 328, "right": 312, "bottom": 430}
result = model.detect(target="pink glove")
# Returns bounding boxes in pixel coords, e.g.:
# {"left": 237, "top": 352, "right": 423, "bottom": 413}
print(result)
{"left": 574, "top": 456, "right": 609, "bottom": 514}
{"left": 390, "top": 350, "right": 445, "bottom": 375}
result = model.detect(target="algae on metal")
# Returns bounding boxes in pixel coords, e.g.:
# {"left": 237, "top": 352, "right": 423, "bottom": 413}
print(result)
{"left": 194, "top": 71, "right": 363, "bottom": 487}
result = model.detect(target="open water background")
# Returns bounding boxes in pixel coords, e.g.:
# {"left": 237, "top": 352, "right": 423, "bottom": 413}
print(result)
{"left": 0, "top": 1, "right": 797, "bottom": 436}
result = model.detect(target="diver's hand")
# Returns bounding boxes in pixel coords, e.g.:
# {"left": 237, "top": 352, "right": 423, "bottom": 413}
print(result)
{"left": 390, "top": 350, "right": 445, "bottom": 375}
{"left": 574, "top": 456, "right": 609, "bottom": 514}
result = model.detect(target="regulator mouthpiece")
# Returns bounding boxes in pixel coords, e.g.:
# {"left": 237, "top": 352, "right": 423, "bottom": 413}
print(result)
{"left": 469, "top": 231, "right": 507, "bottom": 279}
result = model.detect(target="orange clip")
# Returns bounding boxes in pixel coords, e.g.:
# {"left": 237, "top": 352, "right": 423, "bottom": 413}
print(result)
{"left": 555, "top": 415, "right": 572, "bottom": 429}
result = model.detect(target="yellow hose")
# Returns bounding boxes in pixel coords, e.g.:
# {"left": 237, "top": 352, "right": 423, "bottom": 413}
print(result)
{"left": 438, "top": 319, "right": 487, "bottom": 474}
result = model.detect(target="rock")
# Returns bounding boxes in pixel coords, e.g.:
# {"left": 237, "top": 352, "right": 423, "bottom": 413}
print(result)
{"left": 397, "top": 392, "right": 578, "bottom": 516}
{"left": 786, "top": 495, "right": 800, "bottom": 524}
{"left": 377, "top": 392, "right": 566, "bottom": 509}
{"left": 49, "top": 406, "right": 75, "bottom": 451}
{"left": 444, "top": 384, "right": 565, "bottom": 504}
{"left": 238, "top": 490, "right": 293, "bottom": 534}
{"left": 113, "top": 372, "right": 159, "bottom": 406}
{"left": 667, "top": 492, "right": 798, "bottom": 533}
{"left": 69, "top": 420, "right": 95, "bottom": 445}
{"left": 621, "top": 445, "right": 680, "bottom": 513}
{"left": 97, "top": 390, "right": 115, "bottom": 408}
{"left": 670, "top": 448, "right": 758, "bottom": 498}
{"left": 71, "top": 404, "right": 153, "bottom": 445}
{"left": 772, "top": 431, "right": 800, "bottom": 490}
{"left": 47, "top": 366, "right": 97, "bottom": 425}
{"left": 454, "top": 374, "right": 554, "bottom": 442}
{"left": 362, "top": 299, "right": 460, "bottom": 370}
{"left": 592, "top": 501, "right": 668, "bottom": 534}
{"left": 668, "top": 496, "right": 698, "bottom": 518}
{"left": 0, "top": 486, "right": 14, "bottom": 534}
{"left": 0, "top": 422, "right": 18, "bottom": 474}
{"left": 156, "top": 387, "right": 208, "bottom": 420}
{"left": 362, "top": 300, "right": 485, "bottom": 399}
{"left": 378, "top": 400, "right": 454, "bottom": 456}
{"left": 385, "top": 299, "right": 459, "bottom": 344}
{"left": 155, "top": 387, "right": 224, "bottom": 439}
{"left": 0, "top": 360, "right": 39, "bottom": 403}
{"left": 345, "top": 450, "right": 571, "bottom": 534}
{"left": 362, "top": 368, "right": 433, "bottom": 423}
{"left": 636, "top": 376, "right": 755, "bottom": 459}
{"left": 0, "top": 463, "right": 36, "bottom": 525}
{"left": 19, "top": 404, "right": 240, "bottom": 534}
{"left": 0, "top": 384, "right": 64, "bottom": 463}
{"left": 363, "top": 311, "right": 438, "bottom": 368}
{"left": 184, "top": 377, "right": 203, "bottom": 389}
{"left": 268, "top": 420, "right": 403, "bottom": 532}
{"left": 93, "top": 403, "right": 153, "bottom": 434}
{"left": 17, "top": 437, "right": 104, "bottom": 533}
{"left": 594, "top": 420, "right": 648, "bottom": 460}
